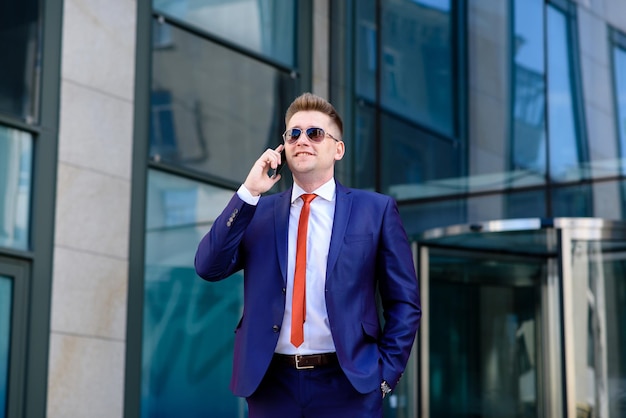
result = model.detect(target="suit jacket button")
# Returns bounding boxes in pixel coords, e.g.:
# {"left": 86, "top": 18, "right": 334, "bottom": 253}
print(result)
{"left": 282, "top": 288, "right": 286, "bottom": 294}
{"left": 272, "top": 325, "right": 280, "bottom": 332}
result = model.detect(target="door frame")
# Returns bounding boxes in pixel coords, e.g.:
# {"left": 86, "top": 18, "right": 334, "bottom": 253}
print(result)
{"left": 416, "top": 217, "right": 626, "bottom": 418}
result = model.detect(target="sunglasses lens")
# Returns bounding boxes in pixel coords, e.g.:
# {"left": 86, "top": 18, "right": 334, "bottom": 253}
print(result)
{"left": 284, "top": 127, "right": 327, "bottom": 143}
{"left": 285, "top": 128, "right": 302, "bottom": 143}
{"left": 306, "top": 128, "right": 325, "bottom": 142}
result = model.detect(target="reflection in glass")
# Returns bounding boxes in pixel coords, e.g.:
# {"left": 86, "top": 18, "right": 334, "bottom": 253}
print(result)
{"left": 0, "top": 126, "right": 33, "bottom": 250}
{"left": 355, "top": 0, "right": 376, "bottom": 103}
{"left": 614, "top": 43, "right": 626, "bottom": 173}
{"left": 512, "top": 0, "right": 545, "bottom": 176}
{"left": 141, "top": 170, "right": 245, "bottom": 417}
{"left": 152, "top": 0, "right": 295, "bottom": 66}
{"left": 0, "top": 276, "right": 11, "bottom": 418}
{"left": 0, "top": 0, "right": 41, "bottom": 121}
{"left": 352, "top": 102, "right": 376, "bottom": 191}
{"left": 355, "top": 0, "right": 453, "bottom": 135}
{"left": 429, "top": 249, "right": 542, "bottom": 417}
{"left": 381, "top": 0, "right": 452, "bottom": 135}
{"left": 398, "top": 188, "right": 546, "bottom": 238}
{"left": 381, "top": 108, "right": 461, "bottom": 199}
{"left": 570, "top": 241, "right": 626, "bottom": 417}
{"left": 150, "top": 19, "right": 296, "bottom": 184}
{"left": 547, "top": 5, "right": 586, "bottom": 182}
{"left": 551, "top": 184, "right": 593, "bottom": 218}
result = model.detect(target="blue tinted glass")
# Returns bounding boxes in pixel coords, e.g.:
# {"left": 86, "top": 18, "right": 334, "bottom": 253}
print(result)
{"left": 0, "top": 0, "right": 41, "bottom": 121}
{"left": 614, "top": 44, "right": 626, "bottom": 173}
{"left": 0, "top": 276, "right": 11, "bottom": 418}
{"left": 150, "top": 20, "right": 296, "bottom": 184}
{"left": 355, "top": 0, "right": 376, "bottom": 103}
{"left": 0, "top": 126, "right": 33, "bottom": 250}
{"left": 381, "top": 0, "right": 453, "bottom": 135}
{"left": 399, "top": 189, "right": 546, "bottom": 237}
{"left": 512, "top": 0, "right": 546, "bottom": 175}
{"left": 551, "top": 184, "right": 593, "bottom": 217}
{"left": 142, "top": 170, "right": 245, "bottom": 417}
{"left": 547, "top": 5, "right": 585, "bottom": 182}
{"left": 352, "top": 103, "right": 376, "bottom": 190}
{"left": 381, "top": 109, "right": 461, "bottom": 200}
{"left": 152, "top": 0, "right": 295, "bottom": 66}
{"left": 429, "top": 249, "right": 542, "bottom": 417}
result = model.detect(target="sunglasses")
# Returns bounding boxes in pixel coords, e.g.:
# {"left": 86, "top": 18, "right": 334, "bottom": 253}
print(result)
{"left": 282, "top": 127, "right": 339, "bottom": 144}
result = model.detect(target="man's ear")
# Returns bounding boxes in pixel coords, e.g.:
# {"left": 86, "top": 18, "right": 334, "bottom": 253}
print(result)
{"left": 334, "top": 141, "right": 345, "bottom": 161}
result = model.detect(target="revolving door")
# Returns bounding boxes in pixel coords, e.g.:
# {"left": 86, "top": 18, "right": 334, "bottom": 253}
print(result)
{"left": 417, "top": 218, "right": 626, "bottom": 418}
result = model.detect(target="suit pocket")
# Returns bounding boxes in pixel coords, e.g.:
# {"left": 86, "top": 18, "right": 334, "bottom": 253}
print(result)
{"left": 362, "top": 320, "right": 381, "bottom": 341}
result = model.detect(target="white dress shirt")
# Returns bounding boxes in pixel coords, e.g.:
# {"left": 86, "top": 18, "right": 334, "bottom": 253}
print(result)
{"left": 237, "top": 180, "right": 337, "bottom": 354}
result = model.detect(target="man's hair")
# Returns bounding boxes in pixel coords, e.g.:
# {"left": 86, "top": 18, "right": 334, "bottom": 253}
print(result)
{"left": 284, "top": 92, "right": 343, "bottom": 137}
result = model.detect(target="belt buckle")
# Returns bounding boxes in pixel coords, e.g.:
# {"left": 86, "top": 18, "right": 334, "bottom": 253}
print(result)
{"left": 295, "top": 354, "right": 315, "bottom": 370}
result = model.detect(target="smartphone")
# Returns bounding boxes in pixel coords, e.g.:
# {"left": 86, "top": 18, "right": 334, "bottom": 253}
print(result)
{"left": 270, "top": 149, "right": 287, "bottom": 178}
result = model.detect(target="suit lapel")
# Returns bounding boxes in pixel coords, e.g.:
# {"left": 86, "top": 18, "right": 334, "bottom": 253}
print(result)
{"left": 327, "top": 182, "right": 352, "bottom": 276}
{"left": 274, "top": 188, "right": 292, "bottom": 284}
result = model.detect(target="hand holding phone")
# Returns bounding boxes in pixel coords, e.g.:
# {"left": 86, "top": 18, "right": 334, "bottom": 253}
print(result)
{"left": 269, "top": 148, "right": 287, "bottom": 178}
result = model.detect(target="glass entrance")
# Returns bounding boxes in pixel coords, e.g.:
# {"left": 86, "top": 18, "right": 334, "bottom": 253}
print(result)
{"left": 428, "top": 248, "right": 546, "bottom": 417}
{"left": 417, "top": 218, "right": 626, "bottom": 418}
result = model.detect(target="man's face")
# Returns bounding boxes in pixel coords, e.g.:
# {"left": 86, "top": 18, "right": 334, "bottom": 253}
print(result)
{"left": 284, "top": 110, "right": 345, "bottom": 182}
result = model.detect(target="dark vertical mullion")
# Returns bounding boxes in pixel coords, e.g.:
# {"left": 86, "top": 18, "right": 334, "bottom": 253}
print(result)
{"left": 455, "top": 0, "right": 469, "bottom": 180}
{"left": 25, "top": 0, "right": 63, "bottom": 415}
{"left": 565, "top": 4, "right": 590, "bottom": 173}
{"left": 124, "top": 0, "right": 151, "bottom": 416}
{"left": 375, "top": 0, "right": 382, "bottom": 193}
{"left": 544, "top": 0, "right": 553, "bottom": 218}
{"left": 508, "top": 0, "right": 517, "bottom": 190}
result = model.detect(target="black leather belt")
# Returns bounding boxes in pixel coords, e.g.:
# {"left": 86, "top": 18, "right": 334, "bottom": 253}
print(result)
{"left": 273, "top": 353, "right": 338, "bottom": 370}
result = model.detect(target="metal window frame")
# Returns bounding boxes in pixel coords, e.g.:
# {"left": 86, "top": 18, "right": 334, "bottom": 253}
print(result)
{"left": 124, "top": 0, "right": 313, "bottom": 416}
{"left": 0, "top": 0, "right": 62, "bottom": 416}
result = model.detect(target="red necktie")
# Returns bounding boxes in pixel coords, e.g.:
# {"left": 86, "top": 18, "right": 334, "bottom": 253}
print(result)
{"left": 291, "top": 193, "right": 317, "bottom": 347}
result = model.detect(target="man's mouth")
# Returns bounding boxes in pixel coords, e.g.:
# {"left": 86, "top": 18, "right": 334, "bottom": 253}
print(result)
{"left": 294, "top": 151, "right": 314, "bottom": 157}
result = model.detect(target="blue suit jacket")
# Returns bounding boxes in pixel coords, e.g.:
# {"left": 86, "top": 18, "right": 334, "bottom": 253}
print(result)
{"left": 195, "top": 181, "right": 421, "bottom": 397}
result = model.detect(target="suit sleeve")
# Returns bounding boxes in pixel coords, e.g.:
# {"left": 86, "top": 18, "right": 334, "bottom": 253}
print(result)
{"left": 377, "top": 197, "right": 422, "bottom": 389}
{"left": 194, "top": 193, "right": 256, "bottom": 281}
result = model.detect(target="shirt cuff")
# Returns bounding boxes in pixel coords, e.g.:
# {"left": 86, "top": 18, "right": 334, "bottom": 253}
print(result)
{"left": 237, "top": 184, "right": 260, "bottom": 206}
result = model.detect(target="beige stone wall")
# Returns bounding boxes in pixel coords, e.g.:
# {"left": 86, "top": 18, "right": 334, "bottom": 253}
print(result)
{"left": 46, "top": 0, "right": 136, "bottom": 416}
{"left": 312, "top": 0, "right": 330, "bottom": 98}
{"left": 575, "top": 0, "right": 626, "bottom": 217}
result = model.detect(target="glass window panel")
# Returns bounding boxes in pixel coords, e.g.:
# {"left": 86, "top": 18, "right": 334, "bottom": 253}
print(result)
{"left": 0, "top": 126, "right": 33, "bottom": 251}
{"left": 569, "top": 241, "right": 626, "bottom": 417}
{"left": 551, "top": 183, "right": 593, "bottom": 217}
{"left": 512, "top": 0, "right": 546, "bottom": 176}
{"left": 614, "top": 42, "right": 626, "bottom": 174}
{"left": 462, "top": 0, "right": 546, "bottom": 199}
{"left": 355, "top": 0, "right": 453, "bottom": 135}
{"left": 399, "top": 189, "right": 546, "bottom": 238}
{"left": 547, "top": 5, "right": 586, "bottom": 182}
{"left": 0, "top": 0, "right": 41, "bottom": 121}
{"left": 355, "top": 0, "right": 376, "bottom": 103}
{"left": 352, "top": 102, "right": 376, "bottom": 191}
{"left": 381, "top": 110, "right": 461, "bottom": 200}
{"left": 429, "top": 249, "right": 543, "bottom": 417}
{"left": 0, "top": 276, "right": 10, "bottom": 418}
{"left": 152, "top": 0, "right": 296, "bottom": 66}
{"left": 142, "top": 170, "right": 245, "bottom": 417}
{"left": 150, "top": 19, "right": 296, "bottom": 184}
{"left": 381, "top": 0, "right": 453, "bottom": 135}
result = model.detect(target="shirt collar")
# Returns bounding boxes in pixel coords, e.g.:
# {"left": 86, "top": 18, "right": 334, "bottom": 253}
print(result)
{"left": 291, "top": 178, "right": 336, "bottom": 204}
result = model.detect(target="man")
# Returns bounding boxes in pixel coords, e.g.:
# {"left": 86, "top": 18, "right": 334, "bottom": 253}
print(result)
{"left": 195, "top": 92, "right": 421, "bottom": 417}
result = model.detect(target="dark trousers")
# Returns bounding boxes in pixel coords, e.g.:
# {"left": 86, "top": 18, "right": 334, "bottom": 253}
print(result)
{"left": 246, "top": 357, "right": 382, "bottom": 418}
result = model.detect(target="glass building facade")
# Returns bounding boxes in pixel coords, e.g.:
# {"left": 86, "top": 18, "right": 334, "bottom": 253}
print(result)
{"left": 2, "top": 0, "right": 626, "bottom": 417}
